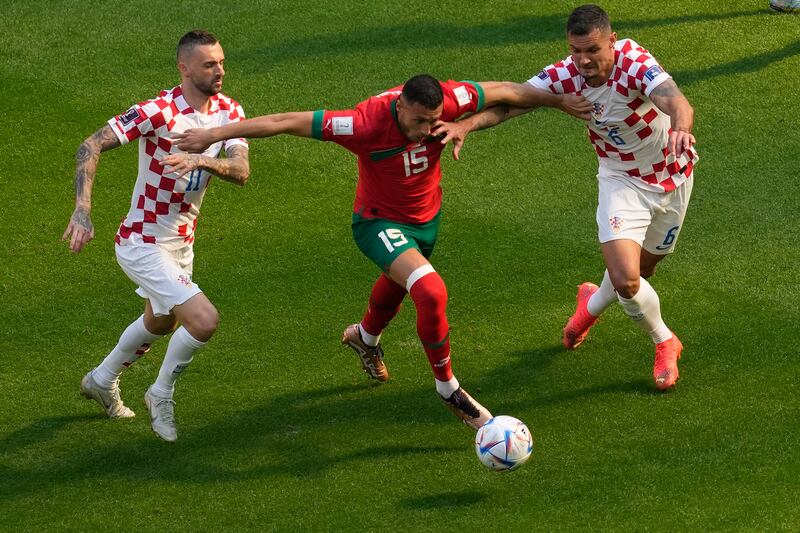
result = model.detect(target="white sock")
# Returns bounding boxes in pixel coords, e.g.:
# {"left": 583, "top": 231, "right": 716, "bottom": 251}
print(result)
{"left": 358, "top": 323, "right": 381, "bottom": 347}
{"left": 587, "top": 270, "right": 618, "bottom": 317}
{"left": 435, "top": 376, "right": 460, "bottom": 398}
{"left": 150, "top": 326, "right": 205, "bottom": 398}
{"left": 616, "top": 277, "right": 673, "bottom": 344}
{"left": 94, "top": 315, "right": 163, "bottom": 388}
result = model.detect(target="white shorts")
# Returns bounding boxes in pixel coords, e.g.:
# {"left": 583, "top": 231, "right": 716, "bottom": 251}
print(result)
{"left": 596, "top": 172, "right": 694, "bottom": 255}
{"left": 115, "top": 244, "right": 202, "bottom": 316}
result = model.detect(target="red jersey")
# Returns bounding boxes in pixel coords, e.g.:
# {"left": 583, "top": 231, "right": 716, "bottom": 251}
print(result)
{"left": 312, "top": 80, "right": 484, "bottom": 224}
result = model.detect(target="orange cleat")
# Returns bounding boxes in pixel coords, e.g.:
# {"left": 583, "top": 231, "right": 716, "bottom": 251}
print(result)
{"left": 653, "top": 333, "right": 683, "bottom": 390}
{"left": 562, "top": 282, "right": 599, "bottom": 350}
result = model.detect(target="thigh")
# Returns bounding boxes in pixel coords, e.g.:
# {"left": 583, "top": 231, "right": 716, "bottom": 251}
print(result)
{"left": 116, "top": 244, "right": 202, "bottom": 317}
{"left": 352, "top": 214, "right": 440, "bottom": 272}
{"left": 642, "top": 176, "right": 694, "bottom": 255}
{"left": 596, "top": 175, "right": 651, "bottom": 246}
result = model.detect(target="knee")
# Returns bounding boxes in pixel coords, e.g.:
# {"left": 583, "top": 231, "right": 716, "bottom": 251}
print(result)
{"left": 186, "top": 306, "right": 219, "bottom": 340}
{"left": 410, "top": 273, "right": 448, "bottom": 313}
{"left": 611, "top": 273, "right": 640, "bottom": 299}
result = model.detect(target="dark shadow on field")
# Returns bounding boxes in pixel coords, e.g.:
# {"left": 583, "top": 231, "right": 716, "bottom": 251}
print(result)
{"left": 472, "top": 343, "right": 657, "bottom": 413}
{"left": 400, "top": 490, "right": 487, "bottom": 510}
{"left": 0, "top": 414, "right": 101, "bottom": 456}
{"left": 672, "top": 40, "right": 800, "bottom": 86}
{"left": 242, "top": 10, "right": 762, "bottom": 68}
{"left": 0, "top": 383, "right": 468, "bottom": 501}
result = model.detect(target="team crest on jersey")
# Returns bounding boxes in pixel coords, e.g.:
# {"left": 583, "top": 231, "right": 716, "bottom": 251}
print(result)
{"left": 644, "top": 65, "right": 664, "bottom": 82}
{"left": 609, "top": 216, "right": 624, "bottom": 234}
{"left": 119, "top": 106, "right": 141, "bottom": 125}
{"left": 176, "top": 274, "right": 193, "bottom": 288}
{"left": 592, "top": 103, "right": 605, "bottom": 119}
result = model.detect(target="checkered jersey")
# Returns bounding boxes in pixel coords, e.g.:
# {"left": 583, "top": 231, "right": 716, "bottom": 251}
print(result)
{"left": 310, "top": 80, "right": 484, "bottom": 224}
{"left": 528, "top": 38, "right": 698, "bottom": 193}
{"left": 108, "top": 86, "right": 247, "bottom": 250}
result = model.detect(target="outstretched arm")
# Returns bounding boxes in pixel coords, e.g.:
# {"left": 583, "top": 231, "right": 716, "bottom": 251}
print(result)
{"left": 648, "top": 79, "right": 695, "bottom": 156}
{"left": 161, "top": 145, "right": 251, "bottom": 186}
{"left": 174, "top": 111, "right": 315, "bottom": 153}
{"left": 479, "top": 81, "right": 592, "bottom": 121}
{"left": 433, "top": 104, "right": 535, "bottom": 160}
{"left": 62, "top": 125, "right": 121, "bottom": 253}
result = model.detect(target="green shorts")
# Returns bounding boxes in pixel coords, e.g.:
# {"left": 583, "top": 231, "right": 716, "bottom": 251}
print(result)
{"left": 352, "top": 212, "right": 441, "bottom": 272}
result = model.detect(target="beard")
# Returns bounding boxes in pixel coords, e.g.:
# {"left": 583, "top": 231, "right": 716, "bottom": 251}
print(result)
{"left": 193, "top": 76, "right": 222, "bottom": 96}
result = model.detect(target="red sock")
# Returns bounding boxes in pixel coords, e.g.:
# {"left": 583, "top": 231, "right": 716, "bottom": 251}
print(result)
{"left": 408, "top": 272, "right": 453, "bottom": 381}
{"left": 360, "top": 274, "right": 406, "bottom": 336}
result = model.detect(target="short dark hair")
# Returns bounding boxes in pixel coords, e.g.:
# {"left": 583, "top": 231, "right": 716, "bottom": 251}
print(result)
{"left": 177, "top": 30, "right": 219, "bottom": 59}
{"left": 401, "top": 74, "right": 444, "bottom": 110}
{"left": 566, "top": 5, "right": 611, "bottom": 36}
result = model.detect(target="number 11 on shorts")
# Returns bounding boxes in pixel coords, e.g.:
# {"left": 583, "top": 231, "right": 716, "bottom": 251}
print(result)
{"left": 378, "top": 229, "right": 408, "bottom": 252}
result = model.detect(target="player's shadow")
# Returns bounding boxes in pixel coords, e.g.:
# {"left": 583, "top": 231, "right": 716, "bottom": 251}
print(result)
{"left": 239, "top": 9, "right": 763, "bottom": 67}
{"left": 0, "top": 383, "right": 469, "bottom": 501}
{"left": 671, "top": 40, "right": 800, "bottom": 87}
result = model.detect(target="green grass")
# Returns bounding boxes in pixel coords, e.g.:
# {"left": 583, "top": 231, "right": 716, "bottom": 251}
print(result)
{"left": 1, "top": 0, "right": 799, "bottom": 530}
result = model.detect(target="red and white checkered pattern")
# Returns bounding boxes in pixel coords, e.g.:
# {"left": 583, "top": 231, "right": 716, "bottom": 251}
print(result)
{"left": 528, "top": 38, "right": 698, "bottom": 193}
{"left": 108, "top": 86, "right": 247, "bottom": 250}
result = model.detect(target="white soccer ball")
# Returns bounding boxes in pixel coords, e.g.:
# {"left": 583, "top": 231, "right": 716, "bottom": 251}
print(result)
{"left": 770, "top": 0, "right": 800, "bottom": 13}
{"left": 475, "top": 415, "right": 533, "bottom": 471}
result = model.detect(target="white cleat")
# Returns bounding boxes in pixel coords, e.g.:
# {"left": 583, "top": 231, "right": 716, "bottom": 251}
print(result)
{"left": 80, "top": 370, "right": 135, "bottom": 418}
{"left": 144, "top": 386, "right": 178, "bottom": 442}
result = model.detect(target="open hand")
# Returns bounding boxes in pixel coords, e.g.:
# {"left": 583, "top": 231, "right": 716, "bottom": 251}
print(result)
{"left": 62, "top": 207, "right": 94, "bottom": 253}
{"left": 431, "top": 120, "right": 472, "bottom": 161}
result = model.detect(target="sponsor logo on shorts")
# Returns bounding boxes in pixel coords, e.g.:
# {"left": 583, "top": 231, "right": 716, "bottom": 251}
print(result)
{"left": 176, "top": 274, "right": 193, "bottom": 287}
{"left": 609, "top": 216, "right": 624, "bottom": 234}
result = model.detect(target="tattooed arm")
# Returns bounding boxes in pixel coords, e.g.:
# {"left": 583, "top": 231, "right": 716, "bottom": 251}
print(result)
{"left": 649, "top": 79, "right": 696, "bottom": 156}
{"left": 62, "top": 125, "right": 121, "bottom": 253}
{"left": 161, "top": 144, "right": 251, "bottom": 186}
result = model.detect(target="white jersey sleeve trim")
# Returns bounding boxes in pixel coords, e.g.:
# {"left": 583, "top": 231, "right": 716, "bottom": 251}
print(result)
{"left": 643, "top": 72, "right": 673, "bottom": 97}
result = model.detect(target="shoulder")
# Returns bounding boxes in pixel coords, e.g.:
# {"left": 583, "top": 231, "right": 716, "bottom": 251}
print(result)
{"left": 214, "top": 92, "right": 245, "bottom": 119}
{"left": 615, "top": 38, "right": 656, "bottom": 61}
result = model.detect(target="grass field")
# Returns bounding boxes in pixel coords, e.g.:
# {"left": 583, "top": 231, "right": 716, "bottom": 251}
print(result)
{"left": 1, "top": 0, "right": 799, "bottom": 530}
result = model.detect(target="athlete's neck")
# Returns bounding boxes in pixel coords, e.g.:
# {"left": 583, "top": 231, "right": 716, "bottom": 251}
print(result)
{"left": 180, "top": 83, "right": 212, "bottom": 114}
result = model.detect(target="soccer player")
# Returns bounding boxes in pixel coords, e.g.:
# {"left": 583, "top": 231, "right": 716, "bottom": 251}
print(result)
{"left": 63, "top": 30, "right": 250, "bottom": 441}
{"left": 434, "top": 4, "right": 698, "bottom": 390}
{"left": 174, "top": 75, "right": 591, "bottom": 428}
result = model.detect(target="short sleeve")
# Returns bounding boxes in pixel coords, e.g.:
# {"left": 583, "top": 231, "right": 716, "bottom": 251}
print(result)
{"left": 440, "top": 80, "right": 483, "bottom": 120}
{"left": 619, "top": 40, "right": 672, "bottom": 96}
{"left": 222, "top": 101, "right": 248, "bottom": 150}
{"left": 107, "top": 101, "right": 160, "bottom": 145}
{"left": 312, "top": 108, "right": 365, "bottom": 154}
{"left": 526, "top": 57, "right": 581, "bottom": 94}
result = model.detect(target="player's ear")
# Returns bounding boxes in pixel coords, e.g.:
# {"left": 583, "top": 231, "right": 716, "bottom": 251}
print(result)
{"left": 608, "top": 31, "right": 617, "bottom": 48}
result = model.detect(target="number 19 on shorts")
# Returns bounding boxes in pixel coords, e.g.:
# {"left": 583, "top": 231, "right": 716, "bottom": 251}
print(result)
{"left": 378, "top": 229, "right": 408, "bottom": 252}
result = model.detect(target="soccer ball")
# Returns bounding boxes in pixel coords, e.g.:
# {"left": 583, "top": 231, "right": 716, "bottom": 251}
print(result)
{"left": 770, "top": 0, "right": 800, "bottom": 13}
{"left": 475, "top": 415, "right": 533, "bottom": 471}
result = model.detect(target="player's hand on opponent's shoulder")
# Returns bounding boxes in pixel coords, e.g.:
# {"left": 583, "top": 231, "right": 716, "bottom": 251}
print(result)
{"left": 172, "top": 128, "right": 214, "bottom": 153}
{"left": 162, "top": 153, "right": 202, "bottom": 179}
{"left": 559, "top": 94, "right": 593, "bottom": 121}
{"left": 431, "top": 120, "right": 471, "bottom": 161}
{"left": 668, "top": 129, "right": 696, "bottom": 157}
{"left": 62, "top": 207, "right": 95, "bottom": 253}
